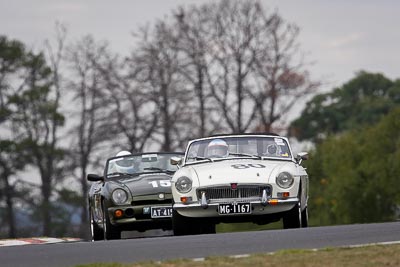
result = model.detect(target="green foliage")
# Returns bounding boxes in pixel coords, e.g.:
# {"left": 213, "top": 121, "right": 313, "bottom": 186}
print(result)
{"left": 290, "top": 71, "right": 400, "bottom": 142}
{"left": 58, "top": 188, "right": 85, "bottom": 207}
{"left": 0, "top": 36, "right": 25, "bottom": 72}
{"left": 307, "top": 108, "right": 400, "bottom": 225}
{"left": 0, "top": 36, "right": 26, "bottom": 124}
{"left": 0, "top": 35, "right": 68, "bottom": 237}
{"left": 28, "top": 196, "right": 79, "bottom": 237}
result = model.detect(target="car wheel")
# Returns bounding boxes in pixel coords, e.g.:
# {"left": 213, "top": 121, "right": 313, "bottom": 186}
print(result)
{"left": 172, "top": 209, "right": 191, "bottom": 236}
{"left": 172, "top": 209, "right": 215, "bottom": 235}
{"left": 283, "top": 202, "right": 302, "bottom": 229}
{"left": 200, "top": 222, "right": 216, "bottom": 234}
{"left": 301, "top": 206, "right": 308, "bottom": 228}
{"left": 102, "top": 200, "right": 121, "bottom": 240}
{"left": 89, "top": 208, "right": 103, "bottom": 241}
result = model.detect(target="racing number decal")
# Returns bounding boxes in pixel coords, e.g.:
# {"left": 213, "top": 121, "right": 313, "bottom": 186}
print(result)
{"left": 231, "top": 164, "right": 249, "bottom": 169}
{"left": 149, "top": 180, "right": 171, "bottom": 188}
{"left": 231, "top": 163, "right": 266, "bottom": 169}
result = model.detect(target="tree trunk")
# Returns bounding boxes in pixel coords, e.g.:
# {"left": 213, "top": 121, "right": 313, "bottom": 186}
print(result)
{"left": 197, "top": 66, "right": 205, "bottom": 137}
{"left": 236, "top": 59, "right": 243, "bottom": 133}
{"left": 80, "top": 165, "right": 89, "bottom": 239}
{"left": 41, "top": 172, "right": 52, "bottom": 236}
{"left": 161, "top": 83, "right": 171, "bottom": 151}
{"left": 4, "top": 174, "right": 16, "bottom": 238}
{"left": 42, "top": 191, "right": 52, "bottom": 236}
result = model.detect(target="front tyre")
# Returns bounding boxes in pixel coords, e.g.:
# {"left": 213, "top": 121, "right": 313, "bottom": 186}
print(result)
{"left": 301, "top": 206, "right": 309, "bottom": 228}
{"left": 283, "top": 202, "right": 302, "bottom": 229}
{"left": 200, "top": 223, "right": 216, "bottom": 234}
{"left": 89, "top": 208, "right": 103, "bottom": 241}
{"left": 172, "top": 210, "right": 215, "bottom": 235}
{"left": 172, "top": 209, "right": 192, "bottom": 236}
{"left": 102, "top": 200, "right": 121, "bottom": 240}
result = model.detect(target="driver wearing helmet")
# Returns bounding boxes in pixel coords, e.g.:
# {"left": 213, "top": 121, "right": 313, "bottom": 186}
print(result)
{"left": 116, "top": 151, "right": 131, "bottom": 157}
{"left": 206, "top": 139, "right": 229, "bottom": 158}
{"left": 111, "top": 151, "right": 135, "bottom": 174}
{"left": 265, "top": 143, "right": 278, "bottom": 156}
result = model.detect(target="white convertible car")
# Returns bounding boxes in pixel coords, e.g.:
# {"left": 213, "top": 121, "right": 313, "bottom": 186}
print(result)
{"left": 170, "top": 134, "right": 309, "bottom": 235}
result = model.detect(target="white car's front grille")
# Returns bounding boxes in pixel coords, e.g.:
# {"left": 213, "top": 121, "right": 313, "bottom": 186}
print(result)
{"left": 197, "top": 185, "right": 272, "bottom": 203}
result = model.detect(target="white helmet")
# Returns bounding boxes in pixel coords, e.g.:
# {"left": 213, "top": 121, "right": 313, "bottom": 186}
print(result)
{"left": 114, "top": 151, "right": 135, "bottom": 174}
{"left": 266, "top": 144, "right": 278, "bottom": 155}
{"left": 206, "top": 139, "right": 229, "bottom": 158}
{"left": 116, "top": 150, "right": 131, "bottom": 157}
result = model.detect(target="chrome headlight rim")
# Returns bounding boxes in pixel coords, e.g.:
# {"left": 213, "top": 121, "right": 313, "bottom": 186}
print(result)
{"left": 276, "top": 172, "right": 295, "bottom": 189}
{"left": 175, "top": 176, "right": 192, "bottom": 193}
{"left": 111, "top": 188, "right": 129, "bottom": 205}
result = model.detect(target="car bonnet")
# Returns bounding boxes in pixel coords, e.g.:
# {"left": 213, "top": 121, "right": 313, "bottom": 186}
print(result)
{"left": 187, "top": 159, "right": 287, "bottom": 187}
{"left": 114, "top": 173, "right": 172, "bottom": 196}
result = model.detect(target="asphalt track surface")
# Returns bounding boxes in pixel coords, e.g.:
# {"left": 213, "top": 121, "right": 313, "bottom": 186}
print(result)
{"left": 1, "top": 222, "right": 399, "bottom": 267}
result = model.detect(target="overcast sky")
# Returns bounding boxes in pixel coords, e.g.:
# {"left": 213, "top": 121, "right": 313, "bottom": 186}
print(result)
{"left": 1, "top": 0, "right": 398, "bottom": 183}
{"left": 1, "top": 0, "right": 399, "bottom": 91}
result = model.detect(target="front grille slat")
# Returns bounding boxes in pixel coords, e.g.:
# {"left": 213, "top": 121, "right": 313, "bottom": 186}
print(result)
{"left": 197, "top": 185, "right": 271, "bottom": 203}
{"left": 131, "top": 199, "right": 171, "bottom": 206}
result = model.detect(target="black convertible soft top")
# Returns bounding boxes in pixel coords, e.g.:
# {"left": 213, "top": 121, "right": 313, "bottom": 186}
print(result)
{"left": 208, "top": 132, "right": 280, "bottom": 138}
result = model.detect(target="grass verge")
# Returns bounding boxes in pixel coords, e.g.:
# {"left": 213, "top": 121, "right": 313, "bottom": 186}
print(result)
{"left": 75, "top": 243, "right": 400, "bottom": 267}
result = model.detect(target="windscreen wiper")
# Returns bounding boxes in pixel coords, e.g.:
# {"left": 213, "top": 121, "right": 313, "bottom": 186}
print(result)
{"left": 143, "top": 167, "right": 175, "bottom": 174}
{"left": 228, "top": 152, "right": 261, "bottom": 159}
{"left": 107, "top": 172, "right": 138, "bottom": 178}
{"left": 187, "top": 156, "right": 214, "bottom": 162}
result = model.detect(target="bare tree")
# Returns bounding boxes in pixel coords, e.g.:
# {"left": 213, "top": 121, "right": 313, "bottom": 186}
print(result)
{"left": 131, "top": 22, "right": 192, "bottom": 151}
{"left": 172, "top": 5, "right": 221, "bottom": 138}
{"left": 45, "top": 22, "right": 67, "bottom": 116}
{"left": 169, "top": 0, "right": 318, "bottom": 135}
{"left": 251, "top": 13, "right": 319, "bottom": 132}
{"left": 95, "top": 56, "right": 159, "bottom": 153}
{"left": 201, "top": 0, "right": 267, "bottom": 133}
{"left": 66, "top": 35, "right": 113, "bottom": 238}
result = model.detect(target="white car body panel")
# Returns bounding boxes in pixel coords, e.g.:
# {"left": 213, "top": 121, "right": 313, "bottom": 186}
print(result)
{"left": 171, "top": 134, "right": 309, "bottom": 220}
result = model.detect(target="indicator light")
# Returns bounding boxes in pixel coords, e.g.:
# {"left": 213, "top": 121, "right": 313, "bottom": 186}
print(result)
{"left": 180, "top": 196, "right": 192, "bottom": 203}
{"left": 114, "top": 209, "right": 123, "bottom": 218}
{"left": 268, "top": 199, "right": 278, "bottom": 205}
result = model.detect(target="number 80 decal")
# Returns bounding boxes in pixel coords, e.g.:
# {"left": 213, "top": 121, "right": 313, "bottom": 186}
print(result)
{"left": 231, "top": 163, "right": 266, "bottom": 169}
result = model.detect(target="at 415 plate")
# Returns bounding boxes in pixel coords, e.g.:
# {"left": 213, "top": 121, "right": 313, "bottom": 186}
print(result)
{"left": 151, "top": 206, "right": 173, "bottom": 218}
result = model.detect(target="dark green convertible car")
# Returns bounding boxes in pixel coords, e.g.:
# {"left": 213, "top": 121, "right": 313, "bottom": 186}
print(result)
{"left": 87, "top": 151, "right": 183, "bottom": 241}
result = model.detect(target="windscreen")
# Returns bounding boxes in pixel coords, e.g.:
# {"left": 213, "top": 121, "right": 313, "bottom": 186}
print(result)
{"left": 185, "top": 136, "right": 292, "bottom": 163}
{"left": 106, "top": 153, "right": 181, "bottom": 178}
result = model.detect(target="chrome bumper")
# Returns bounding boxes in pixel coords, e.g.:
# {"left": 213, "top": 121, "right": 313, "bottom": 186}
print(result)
{"left": 173, "top": 197, "right": 299, "bottom": 218}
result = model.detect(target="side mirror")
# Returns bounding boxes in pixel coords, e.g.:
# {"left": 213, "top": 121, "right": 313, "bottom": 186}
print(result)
{"left": 87, "top": 174, "right": 104, "bottom": 182}
{"left": 170, "top": 156, "right": 182, "bottom": 166}
{"left": 296, "top": 152, "right": 309, "bottom": 165}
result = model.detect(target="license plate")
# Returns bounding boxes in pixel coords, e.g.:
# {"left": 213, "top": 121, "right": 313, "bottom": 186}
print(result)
{"left": 151, "top": 206, "right": 173, "bottom": 218}
{"left": 218, "top": 203, "right": 251, "bottom": 215}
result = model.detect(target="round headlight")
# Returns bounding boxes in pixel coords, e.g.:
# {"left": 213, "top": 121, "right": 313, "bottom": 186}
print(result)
{"left": 112, "top": 188, "right": 128, "bottom": 205}
{"left": 175, "top": 176, "right": 192, "bottom": 193}
{"left": 276, "top": 172, "right": 294, "bottom": 189}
